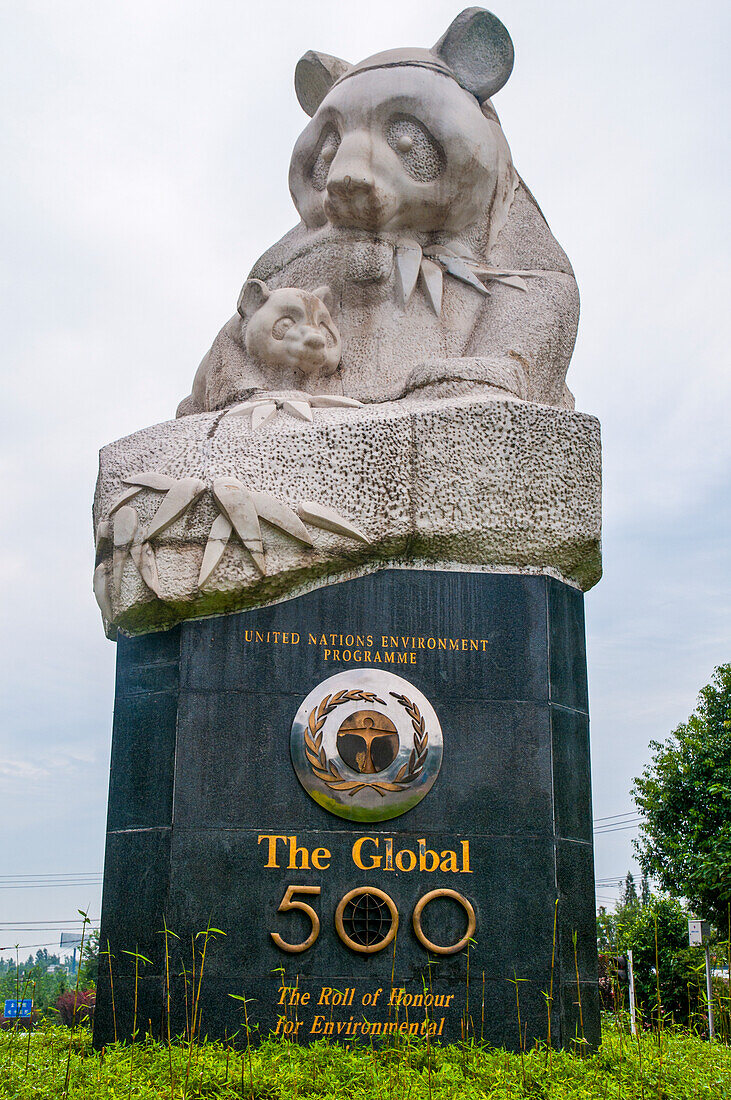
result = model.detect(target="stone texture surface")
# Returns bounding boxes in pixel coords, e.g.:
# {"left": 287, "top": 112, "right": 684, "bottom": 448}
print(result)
{"left": 93, "top": 396, "right": 601, "bottom": 635}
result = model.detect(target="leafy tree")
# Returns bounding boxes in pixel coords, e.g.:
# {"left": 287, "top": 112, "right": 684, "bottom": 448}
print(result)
{"left": 616, "top": 896, "right": 700, "bottom": 1024}
{"left": 0, "top": 955, "right": 70, "bottom": 1017}
{"left": 597, "top": 888, "right": 700, "bottom": 1024}
{"left": 620, "top": 872, "right": 638, "bottom": 908}
{"left": 596, "top": 907, "right": 615, "bottom": 954}
{"left": 640, "top": 873, "right": 651, "bottom": 907}
{"left": 633, "top": 664, "right": 731, "bottom": 929}
{"left": 617, "top": 872, "right": 651, "bottom": 910}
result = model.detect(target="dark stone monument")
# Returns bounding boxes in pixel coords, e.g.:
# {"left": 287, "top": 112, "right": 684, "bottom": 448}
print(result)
{"left": 92, "top": 8, "right": 603, "bottom": 1052}
{"left": 94, "top": 570, "right": 599, "bottom": 1048}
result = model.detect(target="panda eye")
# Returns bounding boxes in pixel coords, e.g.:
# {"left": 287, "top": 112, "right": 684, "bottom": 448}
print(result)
{"left": 311, "top": 129, "right": 341, "bottom": 191}
{"left": 272, "top": 317, "right": 294, "bottom": 339}
{"left": 386, "top": 116, "right": 445, "bottom": 182}
{"left": 320, "top": 322, "right": 336, "bottom": 347}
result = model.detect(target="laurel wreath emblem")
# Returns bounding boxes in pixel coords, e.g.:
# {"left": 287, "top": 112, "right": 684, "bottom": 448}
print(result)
{"left": 304, "top": 690, "right": 429, "bottom": 797}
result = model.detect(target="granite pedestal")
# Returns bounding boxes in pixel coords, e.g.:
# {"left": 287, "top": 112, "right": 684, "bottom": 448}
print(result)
{"left": 93, "top": 569, "right": 599, "bottom": 1049}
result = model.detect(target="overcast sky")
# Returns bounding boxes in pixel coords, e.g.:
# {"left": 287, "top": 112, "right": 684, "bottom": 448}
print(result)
{"left": 0, "top": 0, "right": 728, "bottom": 955}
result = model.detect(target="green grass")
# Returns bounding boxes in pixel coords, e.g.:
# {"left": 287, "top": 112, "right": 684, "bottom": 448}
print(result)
{"left": 1, "top": 1018, "right": 730, "bottom": 1098}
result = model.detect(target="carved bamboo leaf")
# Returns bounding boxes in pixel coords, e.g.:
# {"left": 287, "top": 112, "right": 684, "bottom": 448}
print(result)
{"left": 223, "top": 400, "right": 255, "bottom": 419}
{"left": 297, "top": 501, "right": 370, "bottom": 544}
{"left": 423, "top": 243, "right": 458, "bottom": 259}
{"left": 122, "top": 472, "right": 176, "bottom": 491}
{"left": 468, "top": 265, "right": 536, "bottom": 278}
{"left": 212, "top": 478, "right": 266, "bottom": 575}
{"left": 113, "top": 506, "right": 138, "bottom": 594}
{"left": 435, "top": 254, "right": 489, "bottom": 295}
{"left": 197, "top": 513, "right": 233, "bottom": 587}
{"left": 130, "top": 540, "right": 163, "bottom": 598}
{"left": 282, "top": 399, "right": 313, "bottom": 423}
{"left": 95, "top": 520, "right": 111, "bottom": 554}
{"left": 93, "top": 563, "right": 113, "bottom": 621}
{"left": 395, "top": 242, "right": 422, "bottom": 306}
{"left": 309, "top": 395, "right": 362, "bottom": 409}
{"left": 251, "top": 402, "right": 278, "bottom": 428}
{"left": 109, "top": 486, "right": 143, "bottom": 514}
{"left": 113, "top": 505, "right": 138, "bottom": 548}
{"left": 252, "top": 492, "right": 314, "bottom": 546}
{"left": 419, "top": 258, "right": 443, "bottom": 316}
{"left": 223, "top": 399, "right": 272, "bottom": 419}
{"left": 489, "top": 274, "right": 528, "bottom": 292}
{"left": 145, "top": 478, "right": 206, "bottom": 540}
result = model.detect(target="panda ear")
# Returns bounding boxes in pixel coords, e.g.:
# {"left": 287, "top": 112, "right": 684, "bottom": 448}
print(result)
{"left": 295, "top": 51, "right": 351, "bottom": 116}
{"left": 312, "top": 285, "right": 334, "bottom": 313}
{"left": 433, "top": 7, "right": 514, "bottom": 102}
{"left": 237, "top": 278, "right": 269, "bottom": 321}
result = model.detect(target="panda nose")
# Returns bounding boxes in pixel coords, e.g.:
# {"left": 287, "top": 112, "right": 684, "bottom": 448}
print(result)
{"left": 326, "top": 136, "right": 375, "bottom": 199}
{"left": 303, "top": 332, "right": 325, "bottom": 350}
{"left": 327, "top": 171, "right": 374, "bottom": 199}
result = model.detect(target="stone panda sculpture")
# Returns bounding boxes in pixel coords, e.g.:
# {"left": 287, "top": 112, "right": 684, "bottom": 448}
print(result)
{"left": 177, "top": 281, "right": 341, "bottom": 415}
{"left": 178, "top": 7, "right": 579, "bottom": 415}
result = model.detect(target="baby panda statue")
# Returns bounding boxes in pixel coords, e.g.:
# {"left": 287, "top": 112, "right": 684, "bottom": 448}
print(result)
{"left": 178, "top": 8, "right": 579, "bottom": 415}
{"left": 240, "top": 281, "right": 341, "bottom": 378}
{"left": 177, "top": 281, "right": 342, "bottom": 415}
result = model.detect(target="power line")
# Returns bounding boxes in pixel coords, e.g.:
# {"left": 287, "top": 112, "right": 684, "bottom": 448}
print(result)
{"left": 0, "top": 942, "right": 70, "bottom": 951}
{"left": 0, "top": 920, "right": 96, "bottom": 927}
{"left": 0, "top": 883, "right": 102, "bottom": 890}
{"left": 0, "top": 873, "right": 102, "bottom": 880}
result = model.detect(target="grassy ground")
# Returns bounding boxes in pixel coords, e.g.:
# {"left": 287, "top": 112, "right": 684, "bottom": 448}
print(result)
{"left": 1, "top": 1018, "right": 730, "bottom": 1098}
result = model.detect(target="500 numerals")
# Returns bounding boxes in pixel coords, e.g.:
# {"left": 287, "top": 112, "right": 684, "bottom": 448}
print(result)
{"left": 271, "top": 885, "right": 476, "bottom": 956}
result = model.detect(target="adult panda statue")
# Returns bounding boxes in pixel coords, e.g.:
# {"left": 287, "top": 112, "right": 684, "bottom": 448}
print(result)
{"left": 178, "top": 8, "right": 579, "bottom": 416}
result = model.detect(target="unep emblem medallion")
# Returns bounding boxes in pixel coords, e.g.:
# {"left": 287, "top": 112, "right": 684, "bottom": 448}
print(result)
{"left": 290, "top": 669, "right": 444, "bottom": 822}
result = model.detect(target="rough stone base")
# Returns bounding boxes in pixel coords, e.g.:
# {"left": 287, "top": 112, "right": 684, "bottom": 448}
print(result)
{"left": 94, "top": 397, "right": 601, "bottom": 636}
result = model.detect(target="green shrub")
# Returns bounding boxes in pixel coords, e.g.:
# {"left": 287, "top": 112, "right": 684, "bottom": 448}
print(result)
{"left": 1, "top": 1017, "right": 730, "bottom": 1098}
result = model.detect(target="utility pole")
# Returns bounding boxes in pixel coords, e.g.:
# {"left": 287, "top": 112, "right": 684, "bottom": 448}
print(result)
{"left": 689, "top": 919, "right": 715, "bottom": 1039}
{"left": 627, "top": 949, "right": 637, "bottom": 1035}
{"left": 705, "top": 941, "right": 715, "bottom": 1039}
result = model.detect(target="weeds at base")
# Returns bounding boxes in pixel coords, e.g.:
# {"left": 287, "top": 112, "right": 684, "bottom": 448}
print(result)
{"left": 2, "top": 1017, "right": 731, "bottom": 1099}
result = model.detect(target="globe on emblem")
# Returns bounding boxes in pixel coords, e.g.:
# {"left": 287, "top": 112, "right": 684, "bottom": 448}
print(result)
{"left": 336, "top": 710, "right": 399, "bottom": 774}
{"left": 290, "top": 669, "right": 444, "bottom": 822}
